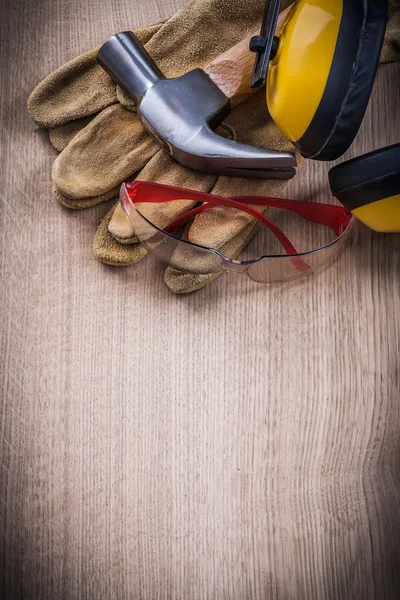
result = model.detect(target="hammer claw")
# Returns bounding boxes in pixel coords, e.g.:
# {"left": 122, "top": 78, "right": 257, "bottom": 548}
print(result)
{"left": 173, "top": 125, "right": 297, "bottom": 179}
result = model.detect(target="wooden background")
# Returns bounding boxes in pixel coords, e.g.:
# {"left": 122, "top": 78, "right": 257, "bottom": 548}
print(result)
{"left": 1, "top": 0, "right": 399, "bottom": 598}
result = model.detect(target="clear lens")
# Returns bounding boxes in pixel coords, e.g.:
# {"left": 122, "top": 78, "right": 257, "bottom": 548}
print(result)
{"left": 121, "top": 189, "right": 223, "bottom": 275}
{"left": 240, "top": 206, "right": 355, "bottom": 283}
{"left": 247, "top": 229, "right": 351, "bottom": 283}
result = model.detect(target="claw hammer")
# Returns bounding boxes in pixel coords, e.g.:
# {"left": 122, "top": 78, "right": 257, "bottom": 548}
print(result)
{"left": 97, "top": 6, "right": 295, "bottom": 179}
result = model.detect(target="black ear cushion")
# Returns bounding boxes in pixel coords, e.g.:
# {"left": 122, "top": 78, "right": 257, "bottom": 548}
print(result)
{"left": 329, "top": 143, "right": 400, "bottom": 210}
{"left": 295, "top": 0, "right": 388, "bottom": 162}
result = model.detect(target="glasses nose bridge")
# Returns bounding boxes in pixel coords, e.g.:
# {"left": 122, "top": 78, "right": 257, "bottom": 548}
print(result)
{"left": 221, "top": 259, "right": 249, "bottom": 274}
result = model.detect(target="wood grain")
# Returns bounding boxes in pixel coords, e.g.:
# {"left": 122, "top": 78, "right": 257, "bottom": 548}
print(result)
{"left": 204, "top": 6, "right": 292, "bottom": 106}
{"left": 1, "top": 1, "right": 400, "bottom": 599}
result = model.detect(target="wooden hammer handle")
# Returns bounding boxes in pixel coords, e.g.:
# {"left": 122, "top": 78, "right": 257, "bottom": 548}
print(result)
{"left": 203, "top": 5, "right": 291, "bottom": 107}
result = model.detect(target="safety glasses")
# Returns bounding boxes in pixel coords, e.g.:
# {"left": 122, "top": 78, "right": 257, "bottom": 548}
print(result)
{"left": 120, "top": 181, "right": 355, "bottom": 283}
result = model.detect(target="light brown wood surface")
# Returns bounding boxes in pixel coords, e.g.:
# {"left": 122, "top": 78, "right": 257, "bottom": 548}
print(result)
{"left": 1, "top": 1, "right": 399, "bottom": 599}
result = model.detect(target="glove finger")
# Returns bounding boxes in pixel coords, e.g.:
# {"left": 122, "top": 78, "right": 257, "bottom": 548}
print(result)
{"left": 187, "top": 203, "right": 263, "bottom": 249}
{"left": 28, "top": 47, "right": 115, "bottom": 128}
{"left": 93, "top": 202, "right": 148, "bottom": 266}
{"left": 28, "top": 21, "right": 164, "bottom": 128}
{"left": 53, "top": 183, "right": 120, "bottom": 210}
{"left": 107, "top": 203, "right": 137, "bottom": 244}
{"left": 164, "top": 219, "right": 260, "bottom": 294}
{"left": 49, "top": 115, "right": 97, "bottom": 151}
{"left": 52, "top": 104, "right": 159, "bottom": 201}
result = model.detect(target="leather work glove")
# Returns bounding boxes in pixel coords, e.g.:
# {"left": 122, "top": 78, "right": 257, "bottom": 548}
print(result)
{"left": 28, "top": 0, "right": 400, "bottom": 294}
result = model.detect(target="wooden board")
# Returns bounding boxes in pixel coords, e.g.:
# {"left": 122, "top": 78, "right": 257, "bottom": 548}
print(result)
{"left": 1, "top": 0, "right": 399, "bottom": 598}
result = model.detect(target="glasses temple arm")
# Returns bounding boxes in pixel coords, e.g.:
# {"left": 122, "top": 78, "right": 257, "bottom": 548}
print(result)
{"left": 232, "top": 196, "right": 351, "bottom": 234}
{"left": 127, "top": 182, "right": 350, "bottom": 234}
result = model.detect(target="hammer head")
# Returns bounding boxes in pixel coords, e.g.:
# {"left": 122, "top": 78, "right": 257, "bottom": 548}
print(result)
{"left": 97, "top": 32, "right": 296, "bottom": 179}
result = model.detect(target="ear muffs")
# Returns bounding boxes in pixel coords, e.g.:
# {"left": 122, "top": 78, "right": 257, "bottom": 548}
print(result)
{"left": 267, "top": 0, "right": 388, "bottom": 161}
{"left": 329, "top": 143, "right": 400, "bottom": 232}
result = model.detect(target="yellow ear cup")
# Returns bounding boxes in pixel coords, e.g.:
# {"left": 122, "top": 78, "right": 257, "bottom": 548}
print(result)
{"left": 329, "top": 144, "right": 400, "bottom": 233}
{"left": 267, "top": 0, "right": 388, "bottom": 161}
{"left": 351, "top": 195, "right": 400, "bottom": 233}
{"left": 267, "top": 0, "right": 343, "bottom": 144}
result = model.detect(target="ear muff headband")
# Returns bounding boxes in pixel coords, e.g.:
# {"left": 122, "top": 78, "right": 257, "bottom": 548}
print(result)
{"left": 329, "top": 144, "right": 400, "bottom": 232}
{"left": 267, "top": 0, "right": 388, "bottom": 161}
